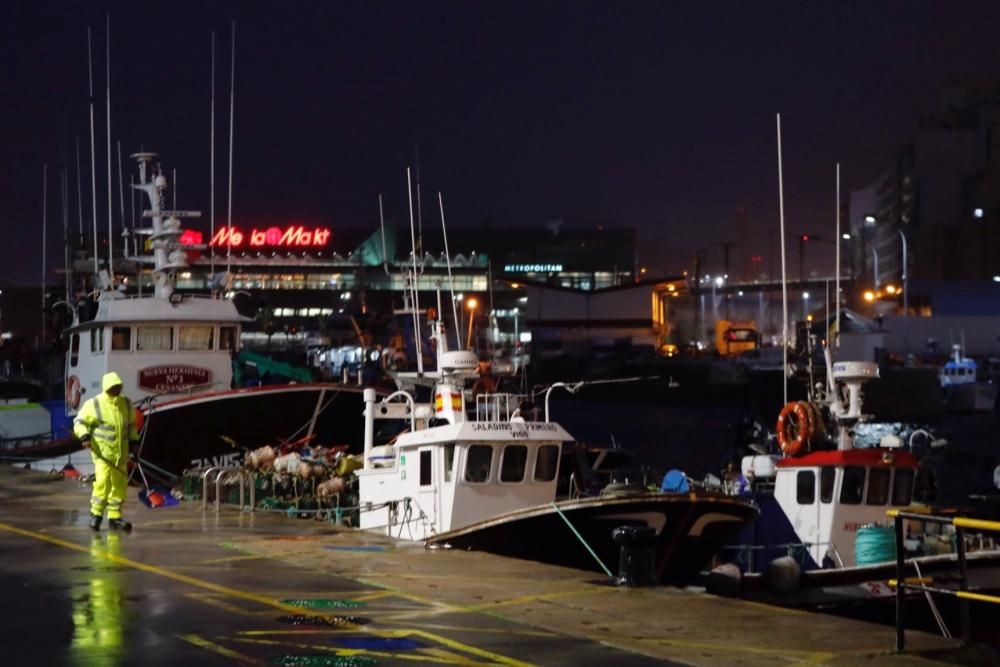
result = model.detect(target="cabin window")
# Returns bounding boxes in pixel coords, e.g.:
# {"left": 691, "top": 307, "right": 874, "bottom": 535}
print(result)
{"left": 867, "top": 467, "right": 891, "bottom": 505}
{"left": 179, "top": 326, "right": 214, "bottom": 351}
{"left": 534, "top": 444, "right": 559, "bottom": 482}
{"left": 70, "top": 334, "right": 80, "bottom": 367}
{"left": 796, "top": 470, "right": 816, "bottom": 504}
{"left": 500, "top": 445, "right": 528, "bottom": 483}
{"left": 220, "top": 326, "right": 237, "bottom": 351}
{"left": 891, "top": 468, "right": 915, "bottom": 506}
{"left": 820, "top": 467, "right": 836, "bottom": 503}
{"left": 464, "top": 445, "right": 493, "bottom": 483}
{"left": 111, "top": 326, "right": 131, "bottom": 351}
{"left": 443, "top": 444, "right": 455, "bottom": 483}
{"left": 90, "top": 327, "right": 104, "bottom": 353}
{"left": 137, "top": 326, "right": 173, "bottom": 351}
{"left": 840, "top": 466, "right": 866, "bottom": 504}
{"left": 419, "top": 450, "right": 432, "bottom": 486}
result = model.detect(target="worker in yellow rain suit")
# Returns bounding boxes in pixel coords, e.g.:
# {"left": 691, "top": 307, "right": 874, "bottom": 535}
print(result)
{"left": 73, "top": 372, "right": 139, "bottom": 532}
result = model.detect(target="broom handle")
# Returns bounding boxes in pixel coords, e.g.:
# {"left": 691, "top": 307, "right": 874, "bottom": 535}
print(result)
{"left": 87, "top": 444, "right": 139, "bottom": 486}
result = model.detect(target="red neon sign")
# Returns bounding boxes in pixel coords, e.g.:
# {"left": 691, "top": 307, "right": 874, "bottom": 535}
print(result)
{"left": 209, "top": 225, "right": 332, "bottom": 248}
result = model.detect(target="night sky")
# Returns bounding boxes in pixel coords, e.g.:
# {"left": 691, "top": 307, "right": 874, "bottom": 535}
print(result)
{"left": 4, "top": 1, "right": 1000, "bottom": 286}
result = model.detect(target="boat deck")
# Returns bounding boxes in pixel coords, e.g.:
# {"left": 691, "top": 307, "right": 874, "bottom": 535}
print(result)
{"left": 0, "top": 465, "right": 983, "bottom": 666}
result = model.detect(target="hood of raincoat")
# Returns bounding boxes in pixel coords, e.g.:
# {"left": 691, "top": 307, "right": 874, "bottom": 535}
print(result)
{"left": 102, "top": 371, "right": 124, "bottom": 392}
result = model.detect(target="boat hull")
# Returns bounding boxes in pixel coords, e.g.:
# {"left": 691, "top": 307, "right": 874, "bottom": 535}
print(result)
{"left": 136, "top": 383, "right": 370, "bottom": 476}
{"left": 426, "top": 492, "right": 758, "bottom": 586}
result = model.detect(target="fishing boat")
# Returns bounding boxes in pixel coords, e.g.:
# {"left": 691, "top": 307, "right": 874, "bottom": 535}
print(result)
{"left": 355, "top": 311, "right": 758, "bottom": 586}
{"left": 33, "top": 152, "right": 367, "bottom": 478}
{"left": 939, "top": 343, "right": 997, "bottom": 413}
{"left": 715, "top": 351, "right": 1000, "bottom": 604}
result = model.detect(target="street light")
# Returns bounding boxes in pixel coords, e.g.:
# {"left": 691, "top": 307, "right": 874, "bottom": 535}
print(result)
{"left": 870, "top": 247, "right": 880, "bottom": 290}
{"left": 466, "top": 297, "right": 478, "bottom": 349}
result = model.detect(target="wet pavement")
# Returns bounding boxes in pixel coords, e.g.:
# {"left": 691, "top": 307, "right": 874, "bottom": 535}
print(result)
{"left": 0, "top": 465, "right": 984, "bottom": 666}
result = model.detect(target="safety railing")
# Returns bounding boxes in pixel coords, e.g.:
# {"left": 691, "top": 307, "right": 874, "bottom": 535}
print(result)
{"left": 888, "top": 509, "right": 1000, "bottom": 652}
{"left": 473, "top": 392, "right": 527, "bottom": 422}
{"left": 201, "top": 466, "right": 253, "bottom": 513}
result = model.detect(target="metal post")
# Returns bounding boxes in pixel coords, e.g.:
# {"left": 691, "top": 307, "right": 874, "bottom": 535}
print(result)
{"left": 956, "top": 526, "right": 971, "bottom": 644}
{"left": 871, "top": 248, "right": 880, "bottom": 291}
{"left": 895, "top": 514, "right": 906, "bottom": 652}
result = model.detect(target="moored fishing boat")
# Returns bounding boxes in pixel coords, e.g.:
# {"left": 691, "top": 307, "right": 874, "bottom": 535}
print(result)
{"left": 34, "top": 152, "right": 368, "bottom": 478}
{"left": 356, "top": 310, "right": 758, "bottom": 585}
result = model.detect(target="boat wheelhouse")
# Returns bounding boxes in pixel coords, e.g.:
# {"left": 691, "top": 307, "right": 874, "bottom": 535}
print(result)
{"left": 772, "top": 447, "right": 917, "bottom": 568}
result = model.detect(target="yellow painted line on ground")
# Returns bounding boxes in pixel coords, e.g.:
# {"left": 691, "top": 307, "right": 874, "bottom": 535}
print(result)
{"left": 196, "top": 549, "right": 314, "bottom": 565}
{"left": 0, "top": 520, "right": 534, "bottom": 667}
{"left": 646, "top": 638, "right": 834, "bottom": 661}
{"left": 177, "top": 633, "right": 260, "bottom": 664}
{"left": 465, "top": 588, "right": 603, "bottom": 611}
{"left": 235, "top": 637, "right": 498, "bottom": 665}
{"left": 138, "top": 517, "right": 207, "bottom": 527}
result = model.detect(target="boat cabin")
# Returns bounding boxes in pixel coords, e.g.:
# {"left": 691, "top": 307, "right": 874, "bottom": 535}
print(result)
{"left": 356, "top": 350, "right": 573, "bottom": 541}
{"left": 64, "top": 295, "right": 245, "bottom": 415}
{"left": 773, "top": 448, "right": 917, "bottom": 567}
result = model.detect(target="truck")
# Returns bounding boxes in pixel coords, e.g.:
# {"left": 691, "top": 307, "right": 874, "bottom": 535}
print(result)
{"left": 715, "top": 320, "right": 760, "bottom": 357}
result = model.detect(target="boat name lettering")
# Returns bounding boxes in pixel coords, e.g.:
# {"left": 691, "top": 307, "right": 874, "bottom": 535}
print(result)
{"left": 470, "top": 423, "right": 557, "bottom": 433}
{"left": 207, "top": 225, "right": 332, "bottom": 248}
{"left": 138, "top": 365, "right": 212, "bottom": 392}
{"left": 842, "top": 521, "right": 865, "bottom": 532}
{"left": 191, "top": 452, "right": 243, "bottom": 469}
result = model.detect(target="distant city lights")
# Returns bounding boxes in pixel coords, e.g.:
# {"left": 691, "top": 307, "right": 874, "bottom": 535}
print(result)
{"left": 863, "top": 290, "right": 876, "bottom": 302}
{"left": 974, "top": 208, "right": 984, "bottom": 218}
{"left": 842, "top": 233, "right": 851, "bottom": 240}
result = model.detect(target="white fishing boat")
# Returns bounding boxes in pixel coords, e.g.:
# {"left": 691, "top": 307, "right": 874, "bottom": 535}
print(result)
{"left": 356, "top": 311, "right": 758, "bottom": 586}
{"left": 32, "top": 152, "right": 368, "bottom": 478}
{"left": 716, "top": 351, "right": 1000, "bottom": 605}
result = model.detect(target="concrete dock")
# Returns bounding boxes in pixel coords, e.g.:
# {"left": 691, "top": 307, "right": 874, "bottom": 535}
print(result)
{"left": 0, "top": 465, "right": 986, "bottom": 666}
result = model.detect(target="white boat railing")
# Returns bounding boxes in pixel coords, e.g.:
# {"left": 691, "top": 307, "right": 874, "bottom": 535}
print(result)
{"left": 472, "top": 392, "right": 528, "bottom": 422}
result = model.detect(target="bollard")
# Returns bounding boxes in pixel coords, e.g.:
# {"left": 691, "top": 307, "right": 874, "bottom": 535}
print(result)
{"left": 612, "top": 525, "right": 657, "bottom": 586}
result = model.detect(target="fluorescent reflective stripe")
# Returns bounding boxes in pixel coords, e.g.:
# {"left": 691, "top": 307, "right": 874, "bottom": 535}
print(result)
{"left": 93, "top": 400, "right": 102, "bottom": 423}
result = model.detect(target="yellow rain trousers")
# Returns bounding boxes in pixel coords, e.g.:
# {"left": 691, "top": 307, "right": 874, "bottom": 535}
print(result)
{"left": 73, "top": 373, "right": 139, "bottom": 520}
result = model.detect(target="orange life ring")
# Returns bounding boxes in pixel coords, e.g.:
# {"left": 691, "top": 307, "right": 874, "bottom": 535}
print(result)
{"left": 65, "top": 375, "right": 82, "bottom": 410}
{"left": 776, "top": 401, "right": 815, "bottom": 456}
{"left": 471, "top": 376, "right": 497, "bottom": 398}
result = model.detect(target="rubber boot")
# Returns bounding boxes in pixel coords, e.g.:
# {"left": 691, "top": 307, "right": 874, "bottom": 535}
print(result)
{"left": 108, "top": 518, "right": 132, "bottom": 532}
{"left": 89, "top": 514, "right": 102, "bottom": 531}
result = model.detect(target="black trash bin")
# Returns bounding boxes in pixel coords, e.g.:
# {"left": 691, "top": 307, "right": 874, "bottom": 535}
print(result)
{"left": 612, "top": 525, "right": 657, "bottom": 586}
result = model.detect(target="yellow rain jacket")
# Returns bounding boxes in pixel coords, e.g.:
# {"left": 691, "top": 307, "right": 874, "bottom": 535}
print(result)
{"left": 73, "top": 372, "right": 139, "bottom": 521}
{"left": 73, "top": 372, "right": 139, "bottom": 466}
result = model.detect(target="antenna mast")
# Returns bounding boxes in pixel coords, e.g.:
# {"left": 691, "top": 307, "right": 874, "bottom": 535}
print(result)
{"left": 378, "top": 194, "right": 389, "bottom": 275}
{"left": 835, "top": 162, "right": 841, "bottom": 349}
{"left": 777, "top": 113, "right": 788, "bottom": 406}
{"left": 437, "top": 192, "right": 461, "bottom": 349}
{"left": 105, "top": 15, "right": 113, "bottom": 281}
{"left": 87, "top": 27, "right": 98, "bottom": 276}
{"left": 210, "top": 30, "right": 216, "bottom": 278}
{"left": 226, "top": 21, "right": 236, "bottom": 276}
{"left": 41, "top": 164, "right": 47, "bottom": 341}
{"left": 406, "top": 168, "right": 423, "bottom": 374}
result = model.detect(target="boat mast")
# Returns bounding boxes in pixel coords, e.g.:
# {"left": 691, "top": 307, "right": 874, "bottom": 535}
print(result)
{"left": 226, "top": 20, "right": 236, "bottom": 277}
{"left": 87, "top": 27, "right": 99, "bottom": 277}
{"left": 105, "top": 15, "right": 114, "bottom": 282}
{"left": 41, "top": 164, "right": 47, "bottom": 342}
{"left": 776, "top": 113, "right": 789, "bottom": 406}
{"left": 210, "top": 30, "right": 216, "bottom": 280}
{"left": 406, "top": 167, "right": 423, "bottom": 374}
{"left": 437, "top": 192, "right": 461, "bottom": 350}
{"left": 834, "top": 162, "right": 841, "bottom": 349}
